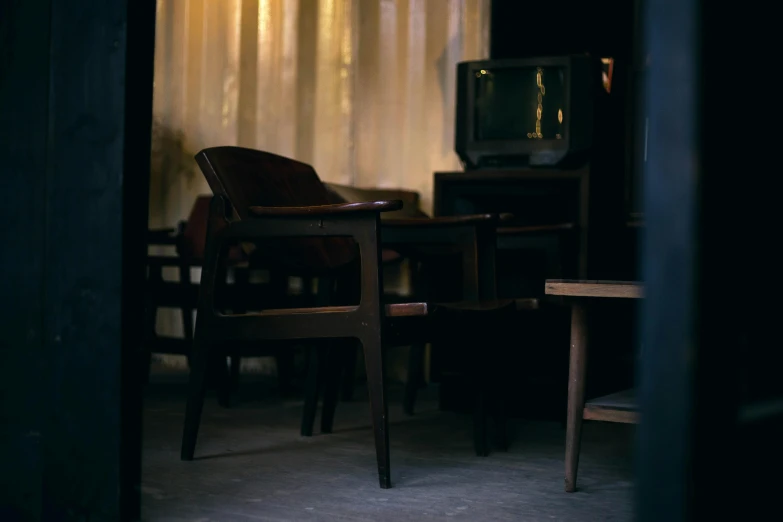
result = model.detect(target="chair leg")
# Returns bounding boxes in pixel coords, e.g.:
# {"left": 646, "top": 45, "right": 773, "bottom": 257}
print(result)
{"left": 565, "top": 303, "right": 588, "bottom": 492}
{"left": 275, "top": 349, "right": 295, "bottom": 398}
{"left": 217, "top": 349, "right": 241, "bottom": 408}
{"left": 492, "top": 315, "right": 512, "bottom": 452}
{"left": 221, "top": 268, "right": 249, "bottom": 407}
{"left": 360, "top": 334, "right": 391, "bottom": 489}
{"left": 203, "top": 334, "right": 232, "bottom": 408}
{"left": 473, "top": 331, "right": 490, "bottom": 457}
{"left": 300, "top": 345, "right": 322, "bottom": 437}
{"left": 231, "top": 353, "right": 241, "bottom": 388}
{"left": 181, "top": 306, "right": 194, "bottom": 345}
{"left": 181, "top": 332, "right": 211, "bottom": 461}
{"left": 142, "top": 299, "right": 157, "bottom": 385}
{"left": 144, "top": 267, "right": 162, "bottom": 384}
{"left": 301, "top": 276, "right": 333, "bottom": 436}
{"left": 320, "top": 343, "right": 346, "bottom": 434}
{"left": 141, "top": 350, "right": 153, "bottom": 385}
{"left": 492, "top": 370, "right": 509, "bottom": 452}
{"left": 474, "top": 382, "right": 489, "bottom": 457}
{"left": 182, "top": 195, "right": 228, "bottom": 460}
{"left": 179, "top": 259, "right": 194, "bottom": 369}
{"left": 403, "top": 343, "right": 426, "bottom": 416}
{"left": 183, "top": 310, "right": 194, "bottom": 371}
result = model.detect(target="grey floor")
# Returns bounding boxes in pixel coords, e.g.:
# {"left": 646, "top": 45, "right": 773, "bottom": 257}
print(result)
{"left": 142, "top": 378, "right": 634, "bottom": 522}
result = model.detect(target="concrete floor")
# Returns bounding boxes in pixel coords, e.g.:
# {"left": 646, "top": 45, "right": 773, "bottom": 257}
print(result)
{"left": 142, "top": 378, "right": 634, "bottom": 521}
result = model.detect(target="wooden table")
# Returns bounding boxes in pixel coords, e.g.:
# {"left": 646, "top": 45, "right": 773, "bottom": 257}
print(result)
{"left": 545, "top": 279, "right": 644, "bottom": 492}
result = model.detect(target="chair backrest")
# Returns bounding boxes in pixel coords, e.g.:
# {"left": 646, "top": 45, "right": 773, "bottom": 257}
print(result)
{"left": 324, "top": 183, "right": 428, "bottom": 219}
{"left": 194, "top": 147, "right": 358, "bottom": 271}
{"left": 196, "top": 147, "right": 334, "bottom": 219}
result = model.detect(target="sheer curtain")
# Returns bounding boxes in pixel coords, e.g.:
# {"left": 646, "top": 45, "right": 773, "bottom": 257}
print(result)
{"left": 150, "top": 0, "right": 490, "bottom": 228}
{"left": 149, "top": 0, "right": 490, "bottom": 367}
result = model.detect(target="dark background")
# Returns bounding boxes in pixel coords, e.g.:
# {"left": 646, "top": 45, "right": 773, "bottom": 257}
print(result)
{"left": 0, "top": 0, "right": 156, "bottom": 519}
{"left": 491, "top": 0, "right": 635, "bottom": 61}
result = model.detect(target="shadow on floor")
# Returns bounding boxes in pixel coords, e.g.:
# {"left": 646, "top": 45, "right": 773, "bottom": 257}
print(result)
{"left": 142, "top": 378, "right": 634, "bottom": 522}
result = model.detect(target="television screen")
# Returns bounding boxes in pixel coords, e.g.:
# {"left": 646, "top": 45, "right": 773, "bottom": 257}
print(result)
{"left": 473, "top": 66, "right": 567, "bottom": 142}
{"left": 455, "top": 56, "right": 596, "bottom": 169}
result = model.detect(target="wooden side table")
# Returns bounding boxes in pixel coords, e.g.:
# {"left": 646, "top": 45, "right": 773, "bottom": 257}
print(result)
{"left": 545, "top": 279, "right": 644, "bottom": 492}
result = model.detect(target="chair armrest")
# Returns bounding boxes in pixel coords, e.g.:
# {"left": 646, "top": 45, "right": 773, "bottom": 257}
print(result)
{"left": 382, "top": 213, "right": 513, "bottom": 228}
{"left": 248, "top": 200, "right": 403, "bottom": 217}
{"left": 324, "top": 183, "right": 428, "bottom": 219}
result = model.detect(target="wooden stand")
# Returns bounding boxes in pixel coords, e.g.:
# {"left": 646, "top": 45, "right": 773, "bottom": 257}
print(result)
{"left": 545, "top": 279, "right": 643, "bottom": 492}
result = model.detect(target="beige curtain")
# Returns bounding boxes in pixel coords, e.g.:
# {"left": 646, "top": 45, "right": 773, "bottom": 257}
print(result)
{"left": 149, "top": 0, "right": 490, "bottom": 370}
{"left": 150, "top": 0, "right": 490, "bottom": 229}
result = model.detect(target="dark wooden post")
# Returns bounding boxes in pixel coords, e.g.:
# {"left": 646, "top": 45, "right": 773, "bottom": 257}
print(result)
{"left": 0, "top": 1, "right": 156, "bottom": 520}
{"left": 637, "top": 0, "right": 782, "bottom": 519}
{"left": 636, "top": 0, "right": 702, "bottom": 518}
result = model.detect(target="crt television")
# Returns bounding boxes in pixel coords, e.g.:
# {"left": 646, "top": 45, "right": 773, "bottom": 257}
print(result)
{"left": 455, "top": 55, "right": 602, "bottom": 169}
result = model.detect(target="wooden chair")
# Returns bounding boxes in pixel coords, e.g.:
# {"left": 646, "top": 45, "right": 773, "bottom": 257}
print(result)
{"left": 181, "top": 146, "right": 514, "bottom": 488}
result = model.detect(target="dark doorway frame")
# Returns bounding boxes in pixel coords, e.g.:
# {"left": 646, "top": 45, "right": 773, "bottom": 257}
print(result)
{"left": 0, "top": 1, "right": 156, "bottom": 519}
{"left": 637, "top": 0, "right": 781, "bottom": 520}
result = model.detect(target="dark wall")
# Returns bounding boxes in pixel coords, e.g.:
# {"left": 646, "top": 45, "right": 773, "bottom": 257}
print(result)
{"left": 491, "top": 0, "right": 641, "bottom": 279}
{"left": 490, "top": 0, "right": 637, "bottom": 172}
{"left": 0, "top": 1, "right": 50, "bottom": 518}
{"left": 0, "top": 1, "right": 155, "bottom": 520}
{"left": 491, "top": 0, "right": 635, "bottom": 62}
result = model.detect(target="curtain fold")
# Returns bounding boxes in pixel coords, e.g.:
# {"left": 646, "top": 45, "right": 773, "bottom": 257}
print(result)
{"left": 150, "top": 0, "right": 490, "bottom": 229}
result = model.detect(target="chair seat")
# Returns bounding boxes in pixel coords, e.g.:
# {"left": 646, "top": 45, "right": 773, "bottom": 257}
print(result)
{"left": 384, "top": 299, "right": 515, "bottom": 318}
{"left": 224, "top": 300, "right": 512, "bottom": 321}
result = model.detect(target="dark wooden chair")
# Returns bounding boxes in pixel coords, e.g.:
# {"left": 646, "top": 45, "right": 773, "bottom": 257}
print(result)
{"left": 181, "top": 146, "right": 514, "bottom": 488}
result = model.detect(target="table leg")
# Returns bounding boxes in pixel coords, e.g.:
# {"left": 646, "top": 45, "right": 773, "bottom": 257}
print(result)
{"left": 565, "top": 301, "right": 588, "bottom": 492}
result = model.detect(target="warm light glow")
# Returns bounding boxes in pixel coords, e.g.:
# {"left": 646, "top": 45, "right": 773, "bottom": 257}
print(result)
{"left": 601, "top": 57, "right": 614, "bottom": 93}
{"left": 558, "top": 108, "right": 563, "bottom": 124}
{"left": 527, "top": 67, "right": 545, "bottom": 139}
